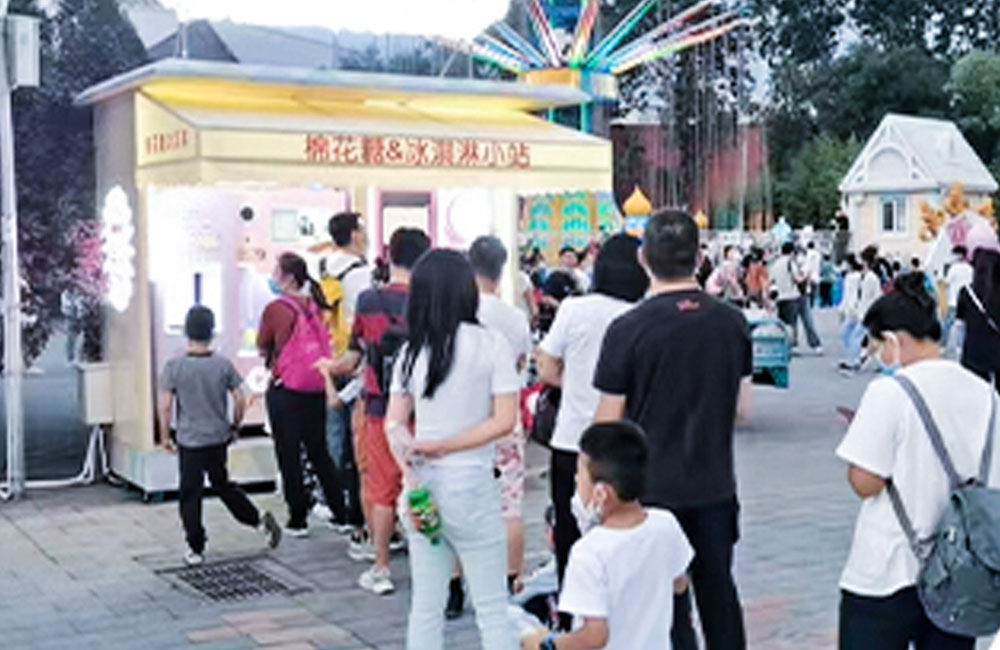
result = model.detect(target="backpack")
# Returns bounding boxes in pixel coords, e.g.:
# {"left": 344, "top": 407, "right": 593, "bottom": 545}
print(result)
{"left": 365, "top": 289, "right": 408, "bottom": 398}
{"left": 274, "top": 296, "right": 332, "bottom": 393}
{"left": 319, "top": 258, "right": 366, "bottom": 356}
{"left": 886, "top": 374, "right": 1000, "bottom": 637}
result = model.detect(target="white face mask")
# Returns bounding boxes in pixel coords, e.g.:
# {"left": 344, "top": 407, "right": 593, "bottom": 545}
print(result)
{"left": 571, "top": 490, "right": 602, "bottom": 535}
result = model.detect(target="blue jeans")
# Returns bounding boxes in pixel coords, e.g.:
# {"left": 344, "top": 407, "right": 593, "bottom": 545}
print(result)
{"left": 840, "top": 319, "right": 867, "bottom": 366}
{"left": 325, "top": 401, "right": 364, "bottom": 526}
{"left": 403, "top": 465, "right": 515, "bottom": 650}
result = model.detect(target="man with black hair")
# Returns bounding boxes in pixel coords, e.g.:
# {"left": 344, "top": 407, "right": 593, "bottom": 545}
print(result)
{"left": 320, "top": 212, "right": 371, "bottom": 326}
{"left": 158, "top": 306, "right": 281, "bottom": 566}
{"left": 772, "top": 241, "right": 823, "bottom": 354}
{"left": 319, "top": 227, "right": 431, "bottom": 596}
{"left": 593, "top": 209, "right": 752, "bottom": 650}
{"left": 559, "top": 245, "right": 590, "bottom": 293}
{"left": 318, "top": 212, "right": 371, "bottom": 535}
{"left": 523, "top": 421, "right": 692, "bottom": 650}
{"left": 470, "top": 235, "right": 532, "bottom": 599}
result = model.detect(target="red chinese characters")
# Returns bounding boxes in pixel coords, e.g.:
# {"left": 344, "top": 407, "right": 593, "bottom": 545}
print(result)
{"left": 304, "top": 133, "right": 531, "bottom": 169}
{"left": 145, "top": 129, "right": 190, "bottom": 156}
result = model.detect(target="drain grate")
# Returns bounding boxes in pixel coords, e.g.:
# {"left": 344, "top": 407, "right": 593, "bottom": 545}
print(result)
{"left": 159, "top": 558, "right": 300, "bottom": 602}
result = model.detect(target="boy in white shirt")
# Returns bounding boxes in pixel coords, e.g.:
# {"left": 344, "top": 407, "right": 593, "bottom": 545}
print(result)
{"left": 523, "top": 421, "right": 693, "bottom": 650}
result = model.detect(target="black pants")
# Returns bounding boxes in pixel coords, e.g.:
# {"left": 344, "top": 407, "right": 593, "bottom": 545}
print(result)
{"left": 820, "top": 281, "right": 834, "bottom": 307}
{"left": 777, "top": 297, "right": 821, "bottom": 349}
{"left": 550, "top": 448, "right": 581, "bottom": 587}
{"left": 331, "top": 401, "right": 364, "bottom": 526}
{"left": 839, "top": 588, "right": 974, "bottom": 650}
{"left": 266, "top": 385, "right": 346, "bottom": 527}
{"left": 670, "top": 497, "right": 746, "bottom": 650}
{"left": 178, "top": 443, "right": 260, "bottom": 554}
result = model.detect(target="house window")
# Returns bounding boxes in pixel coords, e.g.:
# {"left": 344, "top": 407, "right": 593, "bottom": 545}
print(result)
{"left": 880, "top": 197, "right": 906, "bottom": 233}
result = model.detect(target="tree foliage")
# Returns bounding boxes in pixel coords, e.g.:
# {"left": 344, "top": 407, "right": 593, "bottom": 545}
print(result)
{"left": 8, "top": 0, "right": 146, "bottom": 364}
{"left": 750, "top": 0, "right": 847, "bottom": 65}
{"left": 777, "top": 134, "right": 862, "bottom": 227}
{"left": 949, "top": 50, "right": 1000, "bottom": 168}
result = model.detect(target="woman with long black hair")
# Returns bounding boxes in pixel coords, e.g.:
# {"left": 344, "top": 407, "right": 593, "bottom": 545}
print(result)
{"left": 386, "top": 249, "right": 519, "bottom": 650}
{"left": 258, "top": 252, "right": 346, "bottom": 536}
{"left": 535, "top": 234, "right": 649, "bottom": 587}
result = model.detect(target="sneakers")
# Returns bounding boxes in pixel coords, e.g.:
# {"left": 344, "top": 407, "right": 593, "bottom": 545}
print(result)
{"left": 358, "top": 565, "right": 395, "bottom": 595}
{"left": 445, "top": 576, "right": 464, "bottom": 619}
{"left": 348, "top": 531, "right": 377, "bottom": 562}
{"left": 260, "top": 511, "right": 282, "bottom": 549}
{"left": 285, "top": 522, "right": 309, "bottom": 538}
{"left": 389, "top": 530, "right": 407, "bottom": 553}
{"left": 327, "top": 520, "right": 355, "bottom": 535}
{"left": 184, "top": 550, "right": 204, "bottom": 566}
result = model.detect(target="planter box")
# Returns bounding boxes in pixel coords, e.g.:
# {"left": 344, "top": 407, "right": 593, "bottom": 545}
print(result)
{"left": 76, "top": 362, "right": 114, "bottom": 425}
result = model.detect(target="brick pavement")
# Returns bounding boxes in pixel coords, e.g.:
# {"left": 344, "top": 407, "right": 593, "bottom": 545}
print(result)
{"left": 0, "top": 310, "right": 992, "bottom": 649}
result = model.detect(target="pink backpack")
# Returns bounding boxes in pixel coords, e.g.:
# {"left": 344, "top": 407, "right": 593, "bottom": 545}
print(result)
{"left": 274, "top": 296, "right": 331, "bottom": 393}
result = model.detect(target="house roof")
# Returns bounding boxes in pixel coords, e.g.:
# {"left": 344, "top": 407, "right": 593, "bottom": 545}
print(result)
{"left": 840, "top": 113, "right": 998, "bottom": 194}
{"left": 74, "top": 58, "right": 591, "bottom": 112}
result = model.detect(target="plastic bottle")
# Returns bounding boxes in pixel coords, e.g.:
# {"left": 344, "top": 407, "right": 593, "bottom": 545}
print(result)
{"left": 407, "top": 458, "right": 443, "bottom": 546}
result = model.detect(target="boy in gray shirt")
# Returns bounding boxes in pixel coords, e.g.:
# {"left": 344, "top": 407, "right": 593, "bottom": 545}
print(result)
{"left": 158, "top": 306, "right": 281, "bottom": 565}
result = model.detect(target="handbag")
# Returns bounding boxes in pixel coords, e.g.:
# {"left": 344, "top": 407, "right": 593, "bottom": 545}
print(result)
{"left": 529, "top": 386, "right": 561, "bottom": 448}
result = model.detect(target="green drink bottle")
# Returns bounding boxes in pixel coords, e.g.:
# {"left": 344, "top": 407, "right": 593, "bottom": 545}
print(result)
{"left": 408, "top": 486, "right": 442, "bottom": 545}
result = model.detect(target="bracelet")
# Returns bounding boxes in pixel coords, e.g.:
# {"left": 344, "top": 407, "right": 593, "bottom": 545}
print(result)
{"left": 540, "top": 634, "right": 558, "bottom": 650}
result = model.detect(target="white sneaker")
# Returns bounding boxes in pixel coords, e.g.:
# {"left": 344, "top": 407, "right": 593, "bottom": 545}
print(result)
{"left": 184, "top": 550, "right": 204, "bottom": 566}
{"left": 284, "top": 524, "right": 309, "bottom": 538}
{"left": 348, "top": 532, "right": 377, "bottom": 562}
{"left": 358, "top": 565, "right": 395, "bottom": 595}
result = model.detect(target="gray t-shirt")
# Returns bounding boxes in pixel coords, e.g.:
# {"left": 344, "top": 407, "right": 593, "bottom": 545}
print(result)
{"left": 160, "top": 353, "right": 243, "bottom": 448}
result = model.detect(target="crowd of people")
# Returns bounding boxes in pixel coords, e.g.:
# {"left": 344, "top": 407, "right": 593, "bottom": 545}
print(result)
{"left": 154, "top": 207, "right": 1000, "bottom": 650}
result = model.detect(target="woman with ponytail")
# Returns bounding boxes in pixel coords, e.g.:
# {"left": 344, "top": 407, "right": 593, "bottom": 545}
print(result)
{"left": 835, "top": 272, "right": 1000, "bottom": 649}
{"left": 258, "top": 252, "right": 346, "bottom": 536}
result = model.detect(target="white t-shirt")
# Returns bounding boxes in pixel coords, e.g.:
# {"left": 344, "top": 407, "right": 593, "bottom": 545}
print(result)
{"left": 560, "top": 508, "right": 693, "bottom": 650}
{"left": 836, "top": 360, "right": 1000, "bottom": 597}
{"left": 515, "top": 271, "right": 534, "bottom": 319}
{"left": 805, "top": 249, "right": 822, "bottom": 283}
{"left": 946, "top": 261, "right": 974, "bottom": 309}
{"left": 392, "top": 323, "right": 520, "bottom": 468}
{"left": 841, "top": 270, "right": 861, "bottom": 319}
{"left": 539, "top": 294, "right": 633, "bottom": 452}
{"left": 769, "top": 254, "right": 801, "bottom": 301}
{"left": 320, "top": 251, "right": 371, "bottom": 326}
{"left": 478, "top": 294, "right": 532, "bottom": 377}
{"left": 858, "top": 270, "right": 882, "bottom": 319}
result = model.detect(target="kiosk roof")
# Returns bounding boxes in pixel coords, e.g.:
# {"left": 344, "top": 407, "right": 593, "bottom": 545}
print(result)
{"left": 76, "top": 58, "right": 592, "bottom": 112}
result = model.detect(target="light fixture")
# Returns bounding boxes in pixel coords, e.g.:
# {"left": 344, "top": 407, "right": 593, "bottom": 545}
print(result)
{"left": 101, "top": 186, "right": 136, "bottom": 314}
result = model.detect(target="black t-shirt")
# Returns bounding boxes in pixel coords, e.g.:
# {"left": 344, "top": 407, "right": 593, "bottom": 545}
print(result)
{"left": 594, "top": 290, "right": 752, "bottom": 509}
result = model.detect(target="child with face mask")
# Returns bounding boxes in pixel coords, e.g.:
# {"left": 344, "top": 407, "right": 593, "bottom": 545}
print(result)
{"left": 522, "top": 421, "right": 693, "bottom": 650}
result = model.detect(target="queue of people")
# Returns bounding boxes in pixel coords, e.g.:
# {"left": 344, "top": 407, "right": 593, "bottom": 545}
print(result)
{"left": 152, "top": 205, "right": 1000, "bottom": 650}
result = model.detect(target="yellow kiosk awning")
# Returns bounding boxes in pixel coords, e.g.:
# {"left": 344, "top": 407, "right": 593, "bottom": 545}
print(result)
{"left": 77, "top": 59, "right": 613, "bottom": 193}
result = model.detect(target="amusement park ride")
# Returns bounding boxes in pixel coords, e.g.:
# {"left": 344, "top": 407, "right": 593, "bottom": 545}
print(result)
{"left": 442, "top": 0, "right": 750, "bottom": 132}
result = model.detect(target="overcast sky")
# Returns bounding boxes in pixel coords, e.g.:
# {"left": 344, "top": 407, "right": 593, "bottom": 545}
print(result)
{"left": 156, "top": 0, "right": 511, "bottom": 40}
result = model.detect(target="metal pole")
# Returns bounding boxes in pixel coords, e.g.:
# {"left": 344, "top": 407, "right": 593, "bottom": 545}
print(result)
{"left": 0, "top": 5, "right": 26, "bottom": 499}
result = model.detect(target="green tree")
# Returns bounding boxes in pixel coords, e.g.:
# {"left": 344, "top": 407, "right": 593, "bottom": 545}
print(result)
{"left": 811, "top": 45, "right": 950, "bottom": 140}
{"left": 949, "top": 50, "right": 1000, "bottom": 168}
{"left": 8, "top": 0, "right": 146, "bottom": 364}
{"left": 749, "top": 0, "right": 848, "bottom": 65}
{"left": 777, "top": 134, "right": 862, "bottom": 227}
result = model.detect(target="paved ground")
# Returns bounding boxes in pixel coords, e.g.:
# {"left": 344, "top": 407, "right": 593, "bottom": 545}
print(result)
{"left": 0, "top": 311, "right": 991, "bottom": 649}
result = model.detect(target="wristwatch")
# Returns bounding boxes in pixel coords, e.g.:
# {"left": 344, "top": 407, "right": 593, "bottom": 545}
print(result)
{"left": 540, "top": 635, "right": 558, "bottom": 650}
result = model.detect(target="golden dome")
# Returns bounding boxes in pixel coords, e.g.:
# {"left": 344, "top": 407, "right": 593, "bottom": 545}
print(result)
{"left": 623, "top": 186, "right": 653, "bottom": 217}
{"left": 695, "top": 210, "right": 709, "bottom": 229}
